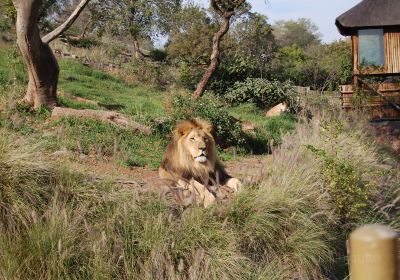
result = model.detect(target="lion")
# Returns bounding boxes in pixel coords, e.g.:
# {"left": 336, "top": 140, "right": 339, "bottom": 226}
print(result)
{"left": 159, "top": 119, "right": 241, "bottom": 207}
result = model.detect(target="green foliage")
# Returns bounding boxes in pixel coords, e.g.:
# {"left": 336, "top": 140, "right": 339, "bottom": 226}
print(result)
{"left": 47, "top": 117, "right": 167, "bottom": 169}
{"left": 0, "top": 128, "right": 339, "bottom": 279}
{"left": 120, "top": 59, "right": 174, "bottom": 89}
{"left": 273, "top": 18, "right": 321, "bottom": 48}
{"left": 229, "top": 103, "right": 296, "bottom": 146}
{"left": 178, "top": 62, "right": 204, "bottom": 90}
{"left": 169, "top": 92, "right": 246, "bottom": 148}
{"left": 0, "top": 47, "right": 27, "bottom": 86}
{"left": 68, "top": 37, "right": 100, "bottom": 49}
{"left": 226, "top": 78, "right": 299, "bottom": 111}
{"left": 209, "top": 55, "right": 259, "bottom": 95}
{"left": 58, "top": 59, "right": 165, "bottom": 121}
{"left": 149, "top": 48, "right": 167, "bottom": 62}
{"left": 166, "top": 4, "right": 214, "bottom": 65}
{"left": 305, "top": 120, "right": 375, "bottom": 222}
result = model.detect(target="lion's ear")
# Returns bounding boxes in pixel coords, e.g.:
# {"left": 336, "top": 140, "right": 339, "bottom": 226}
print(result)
{"left": 174, "top": 121, "right": 193, "bottom": 137}
{"left": 196, "top": 119, "right": 213, "bottom": 134}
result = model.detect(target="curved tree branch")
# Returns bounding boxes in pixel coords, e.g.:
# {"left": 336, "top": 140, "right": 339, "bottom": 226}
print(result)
{"left": 193, "top": 0, "right": 246, "bottom": 99}
{"left": 41, "top": 0, "right": 91, "bottom": 44}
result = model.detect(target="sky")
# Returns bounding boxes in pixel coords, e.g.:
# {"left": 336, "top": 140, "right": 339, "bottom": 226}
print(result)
{"left": 199, "top": 0, "right": 362, "bottom": 43}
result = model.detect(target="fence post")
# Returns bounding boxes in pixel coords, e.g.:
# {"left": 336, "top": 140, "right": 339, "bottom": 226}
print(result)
{"left": 349, "top": 224, "right": 399, "bottom": 280}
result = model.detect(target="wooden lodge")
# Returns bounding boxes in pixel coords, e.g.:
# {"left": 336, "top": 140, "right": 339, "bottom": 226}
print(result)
{"left": 336, "top": 0, "right": 400, "bottom": 119}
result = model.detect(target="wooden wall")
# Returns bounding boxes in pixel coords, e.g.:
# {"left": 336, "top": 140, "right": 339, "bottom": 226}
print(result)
{"left": 352, "top": 31, "right": 400, "bottom": 75}
{"left": 384, "top": 32, "right": 400, "bottom": 73}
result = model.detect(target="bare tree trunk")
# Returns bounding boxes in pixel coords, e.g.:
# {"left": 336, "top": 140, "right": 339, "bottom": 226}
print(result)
{"left": 193, "top": 16, "right": 231, "bottom": 99}
{"left": 79, "top": 20, "right": 91, "bottom": 39}
{"left": 12, "top": 0, "right": 90, "bottom": 109}
{"left": 13, "top": 0, "right": 59, "bottom": 109}
{"left": 132, "top": 37, "right": 149, "bottom": 59}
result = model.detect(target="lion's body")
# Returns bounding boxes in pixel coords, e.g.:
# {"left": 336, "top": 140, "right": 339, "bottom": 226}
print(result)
{"left": 159, "top": 119, "right": 241, "bottom": 207}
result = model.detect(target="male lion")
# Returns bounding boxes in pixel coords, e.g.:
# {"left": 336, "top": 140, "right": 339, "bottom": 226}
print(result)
{"left": 159, "top": 119, "right": 241, "bottom": 207}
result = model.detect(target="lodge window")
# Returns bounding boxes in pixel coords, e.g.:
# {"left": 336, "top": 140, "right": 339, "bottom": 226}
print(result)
{"left": 358, "top": 29, "right": 384, "bottom": 67}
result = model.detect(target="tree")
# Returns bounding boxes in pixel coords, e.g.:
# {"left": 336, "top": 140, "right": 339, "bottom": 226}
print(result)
{"left": 106, "top": 0, "right": 181, "bottom": 59}
{"left": 12, "top": 0, "right": 90, "bottom": 109}
{"left": 300, "top": 40, "right": 352, "bottom": 91}
{"left": 273, "top": 18, "right": 321, "bottom": 48}
{"left": 204, "top": 12, "right": 275, "bottom": 95}
{"left": 192, "top": 0, "right": 247, "bottom": 99}
{"left": 166, "top": 4, "right": 215, "bottom": 65}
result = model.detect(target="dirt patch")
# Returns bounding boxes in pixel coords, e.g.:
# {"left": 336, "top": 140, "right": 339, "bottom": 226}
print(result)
{"left": 68, "top": 155, "right": 272, "bottom": 188}
{"left": 370, "top": 120, "right": 400, "bottom": 156}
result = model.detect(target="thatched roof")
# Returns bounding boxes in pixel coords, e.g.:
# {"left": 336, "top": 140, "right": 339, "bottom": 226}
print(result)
{"left": 336, "top": 0, "right": 400, "bottom": 36}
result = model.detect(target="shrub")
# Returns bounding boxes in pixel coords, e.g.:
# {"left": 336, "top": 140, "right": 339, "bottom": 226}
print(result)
{"left": 169, "top": 92, "right": 246, "bottom": 148}
{"left": 120, "top": 60, "right": 176, "bottom": 88}
{"left": 178, "top": 62, "right": 204, "bottom": 91}
{"left": 225, "top": 78, "right": 299, "bottom": 112}
{"left": 149, "top": 49, "right": 167, "bottom": 62}
{"left": 68, "top": 37, "right": 100, "bottom": 49}
{"left": 305, "top": 120, "right": 376, "bottom": 223}
{"left": 208, "top": 55, "right": 259, "bottom": 95}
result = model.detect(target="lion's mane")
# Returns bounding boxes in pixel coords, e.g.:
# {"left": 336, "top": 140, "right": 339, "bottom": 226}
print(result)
{"left": 159, "top": 119, "right": 230, "bottom": 185}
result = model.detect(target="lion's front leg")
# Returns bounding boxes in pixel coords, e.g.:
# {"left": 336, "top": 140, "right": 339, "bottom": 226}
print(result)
{"left": 225, "top": 177, "right": 242, "bottom": 193}
{"left": 176, "top": 179, "right": 216, "bottom": 208}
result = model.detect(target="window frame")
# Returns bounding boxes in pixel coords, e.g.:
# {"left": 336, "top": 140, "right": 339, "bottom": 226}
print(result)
{"left": 358, "top": 28, "right": 385, "bottom": 68}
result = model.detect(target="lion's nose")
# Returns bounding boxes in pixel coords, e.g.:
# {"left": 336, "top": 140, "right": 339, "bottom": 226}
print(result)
{"left": 199, "top": 147, "right": 206, "bottom": 152}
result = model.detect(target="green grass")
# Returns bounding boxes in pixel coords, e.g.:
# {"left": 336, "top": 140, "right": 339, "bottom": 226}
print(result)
{"left": 0, "top": 46, "right": 299, "bottom": 169}
{"left": 229, "top": 103, "right": 297, "bottom": 145}
{"left": 58, "top": 59, "right": 165, "bottom": 122}
{"left": 1, "top": 95, "right": 398, "bottom": 279}
{"left": 44, "top": 117, "right": 168, "bottom": 169}
{"left": 0, "top": 47, "right": 27, "bottom": 86}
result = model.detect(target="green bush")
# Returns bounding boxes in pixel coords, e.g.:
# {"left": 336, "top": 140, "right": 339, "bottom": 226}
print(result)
{"left": 178, "top": 62, "right": 204, "bottom": 91}
{"left": 68, "top": 37, "right": 100, "bottom": 49}
{"left": 225, "top": 78, "right": 299, "bottom": 111}
{"left": 208, "top": 55, "right": 260, "bottom": 95}
{"left": 149, "top": 49, "right": 167, "bottom": 62}
{"left": 169, "top": 92, "right": 245, "bottom": 148}
{"left": 305, "top": 120, "right": 375, "bottom": 223}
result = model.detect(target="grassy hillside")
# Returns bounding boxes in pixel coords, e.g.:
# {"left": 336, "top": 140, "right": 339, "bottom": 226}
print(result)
{"left": 0, "top": 44, "right": 399, "bottom": 279}
{"left": 0, "top": 46, "right": 296, "bottom": 168}
{"left": 0, "top": 94, "right": 399, "bottom": 279}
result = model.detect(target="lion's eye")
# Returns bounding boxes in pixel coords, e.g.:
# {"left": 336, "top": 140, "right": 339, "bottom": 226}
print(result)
{"left": 190, "top": 137, "right": 195, "bottom": 141}
{"left": 204, "top": 138, "right": 208, "bottom": 142}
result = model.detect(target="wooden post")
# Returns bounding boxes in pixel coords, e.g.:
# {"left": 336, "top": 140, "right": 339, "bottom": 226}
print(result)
{"left": 349, "top": 224, "right": 399, "bottom": 280}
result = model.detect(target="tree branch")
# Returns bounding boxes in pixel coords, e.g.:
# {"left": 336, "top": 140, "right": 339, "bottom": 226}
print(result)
{"left": 41, "top": 0, "right": 91, "bottom": 44}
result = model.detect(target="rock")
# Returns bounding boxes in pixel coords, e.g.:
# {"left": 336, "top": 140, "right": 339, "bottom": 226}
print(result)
{"left": 242, "top": 121, "right": 255, "bottom": 132}
{"left": 265, "top": 102, "right": 288, "bottom": 117}
{"left": 52, "top": 148, "right": 71, "bottom": 157}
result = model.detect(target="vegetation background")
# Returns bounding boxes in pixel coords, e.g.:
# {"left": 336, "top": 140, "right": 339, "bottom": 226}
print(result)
{"left": 0, "top": 0, "right": 399, "bottom": 279}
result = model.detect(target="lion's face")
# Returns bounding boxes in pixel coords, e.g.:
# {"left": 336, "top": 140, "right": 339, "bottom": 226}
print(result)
{"left": 183, "top": 128, "right": 212, "bottom": 164}
{"left": 173, "top": 119, "right": 216, "bottom": 167}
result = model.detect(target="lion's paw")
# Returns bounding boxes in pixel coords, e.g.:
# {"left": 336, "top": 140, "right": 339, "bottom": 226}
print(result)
{"left": 226, "top": 178, "right": 242, "bottom": 193}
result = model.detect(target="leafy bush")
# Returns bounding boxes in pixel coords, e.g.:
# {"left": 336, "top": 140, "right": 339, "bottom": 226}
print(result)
{"left": 149, "top": 49, "right": 167, "bottom": 62}
{"left": 68, "top": 37, "right": 100, "bottom": 49}
{"left": 178, "top": 62, "right": 204, "bottom": 91}
{"left": 169, "top": 92, "right": 246, "bottom": 148}
{"left": 208, "top": 55, "right": 259, "bottom": 95}
{"left": 120, "top": 60, "right": 175, "bottom": 88}
{"left": 225, "top": 78, "right": 299, "bottom": 111}
{"left": 305, "top": 120, "right": 376, "bottom": 222}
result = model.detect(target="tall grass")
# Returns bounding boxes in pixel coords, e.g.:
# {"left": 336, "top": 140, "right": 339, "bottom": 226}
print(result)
{"left": 0, "top": 43, "right": 398, "bottom": 279}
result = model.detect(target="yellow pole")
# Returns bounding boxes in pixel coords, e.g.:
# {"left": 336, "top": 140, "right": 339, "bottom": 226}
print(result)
{"left": 349, "top": 224, "right": 399, "bottom": 280}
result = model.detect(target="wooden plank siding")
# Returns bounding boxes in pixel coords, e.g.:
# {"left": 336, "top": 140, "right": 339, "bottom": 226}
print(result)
{"left": 353, "top": 31, "right": 400, "bottom": 75}
{"left": 384, "top": 32, "right": 400, "bottom": 73}
{"left": 352, "top": 35, "right": 359, "bottom": 75}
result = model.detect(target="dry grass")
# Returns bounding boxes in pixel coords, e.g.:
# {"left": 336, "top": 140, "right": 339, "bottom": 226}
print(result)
{"left": 0, "top": 93, "right": 399, "bottom": 279}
